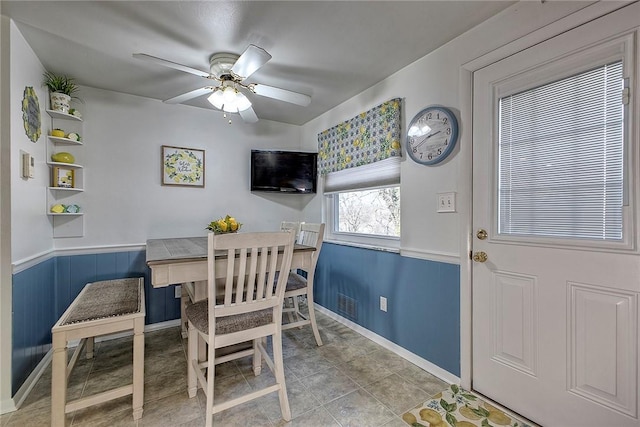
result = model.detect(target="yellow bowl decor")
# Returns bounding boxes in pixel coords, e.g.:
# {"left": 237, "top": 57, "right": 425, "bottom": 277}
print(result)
{"left": 206, "top": 215, "right": 242, "bottom": 234}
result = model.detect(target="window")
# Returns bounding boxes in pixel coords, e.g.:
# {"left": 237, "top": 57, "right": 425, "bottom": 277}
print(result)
{"left": 323, "top": 157, "right": 401, "bottom": 247}
{"left": 498, "top": 60, "right": 626, "bottom": 241}
{"left": 335, "top": 186, "right": 400, "bottom": 237}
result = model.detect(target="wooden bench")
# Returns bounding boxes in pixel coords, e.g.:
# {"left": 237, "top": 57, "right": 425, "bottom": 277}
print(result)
{"left": 51, "top": 278, "right": 145, "bottom": 426}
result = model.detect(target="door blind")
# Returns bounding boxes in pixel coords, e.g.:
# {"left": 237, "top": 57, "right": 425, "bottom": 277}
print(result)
{"left": 498, "top": 61, "right": 624, "bottom": 240}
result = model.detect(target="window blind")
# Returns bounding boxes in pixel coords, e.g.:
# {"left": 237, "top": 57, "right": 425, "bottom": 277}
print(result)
{"left": 498, "top": 61, "right": 624, "bottom": 241}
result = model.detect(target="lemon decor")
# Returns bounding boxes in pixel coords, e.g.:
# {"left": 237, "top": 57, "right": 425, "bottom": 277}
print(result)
{"left": 206, "top": 215, "right": 241, "bottom": 234}
{"left": 22, "top": 86, "right": 41, "bottom": 143}
{"left": 402, "top": 384, "right": 530, "bottom": 427}
{"left": 51, "top": 152, "right": 75, "bottom": 164}
{"left": 51, "top": 129, "right": 65, "bottom": 137}
{"left": 317, "top": 98, "right": 401, "bottom": 175}
{"left": 50, "top": 204, "right": 65, "bottom": 214}
{"left": 161, "top": 145, "right": 205, "bottom": 187}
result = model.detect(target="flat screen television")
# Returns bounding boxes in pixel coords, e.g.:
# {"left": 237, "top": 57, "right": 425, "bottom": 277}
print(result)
{"left": 251, "top": 150, "right": 317, "bottom": 194}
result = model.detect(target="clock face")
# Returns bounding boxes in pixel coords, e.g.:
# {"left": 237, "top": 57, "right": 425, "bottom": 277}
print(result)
{"left": 406, "top": 106, "right": 458, "bottom": 165}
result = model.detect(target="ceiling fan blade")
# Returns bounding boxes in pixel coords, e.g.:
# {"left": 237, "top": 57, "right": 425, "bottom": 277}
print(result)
{"left": 231, "top": 45, "right": 272, "bottom": 80}
{"left": 239, "top": 106, "right": 259, "bottom": 123}
{"left": 133, "top": 53, "right": 210, "bottom": 78}
{"left": 253, "top": 84, "right": 311, "bottom": 106}
{"left": 164, "top": 87, "right": 213, "bottom": 104}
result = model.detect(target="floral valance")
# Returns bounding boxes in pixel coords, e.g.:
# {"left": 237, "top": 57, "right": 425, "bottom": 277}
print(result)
{"left": 317, "top": 98, "right": 402, "bottom": 175}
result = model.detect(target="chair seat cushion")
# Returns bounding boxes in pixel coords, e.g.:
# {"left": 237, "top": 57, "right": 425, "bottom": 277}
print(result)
{"left": 185, "top": 300, "right": 273, "bottom": 335}
{"left": 286, "top": 272, "right": 307, "bottom": 291}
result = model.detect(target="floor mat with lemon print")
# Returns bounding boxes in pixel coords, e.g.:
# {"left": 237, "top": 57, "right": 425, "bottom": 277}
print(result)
{"left": 402, "top": 385, "right": 532, "bottom": 427}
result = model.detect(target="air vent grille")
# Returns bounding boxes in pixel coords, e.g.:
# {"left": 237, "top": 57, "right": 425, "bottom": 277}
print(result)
{"left": 337, "top": 293, "right": 357, "bottom": 320}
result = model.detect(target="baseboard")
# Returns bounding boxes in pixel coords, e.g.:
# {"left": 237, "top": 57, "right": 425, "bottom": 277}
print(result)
{"left": 10, "top": 349, "right": 52, "bottom": 412}
{"left": 9, "top": 319, "right": 181, "bottom": 412}
{"left": 0, "top": 398, "right": 17, "bottom": 415}
{"left": 315, "top": 305, "right": 461, "bottom": 385}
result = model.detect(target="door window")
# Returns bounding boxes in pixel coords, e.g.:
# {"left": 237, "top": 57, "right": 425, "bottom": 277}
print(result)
{"left": 498, "top": 61, "right": 627, "bottom": 242}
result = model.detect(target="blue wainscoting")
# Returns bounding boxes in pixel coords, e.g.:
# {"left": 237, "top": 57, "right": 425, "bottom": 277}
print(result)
{"left": 314, "top": 243, "right": 460, "bottom": 376}
{"left": 11, "top": 257, "right": 56, "bottom": 397}
{"left": 12, "top": 249, "right": 181, "bottom": 395}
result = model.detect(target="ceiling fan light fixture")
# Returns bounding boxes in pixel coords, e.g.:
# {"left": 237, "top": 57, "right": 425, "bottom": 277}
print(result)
{"left": 207, "top": 89, "right": 224, "bottom": 109}
{"left": 235, "top": 92, "right": 252, "bottom": 112}
{"left": 222, "top": 85, "right": 237, "bottom": 104}
{"left": 222, "top": 103, "right": 239, "bottom": 113}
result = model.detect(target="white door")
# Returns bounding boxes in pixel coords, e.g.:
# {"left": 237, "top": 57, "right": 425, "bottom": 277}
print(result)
{"left": 472, "top": 4, "right": 640, "bottom": 427}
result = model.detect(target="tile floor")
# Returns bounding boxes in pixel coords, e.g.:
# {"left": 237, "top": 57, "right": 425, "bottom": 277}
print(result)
{"left": 0, "top": 310, "right": 449, "bottom": 427}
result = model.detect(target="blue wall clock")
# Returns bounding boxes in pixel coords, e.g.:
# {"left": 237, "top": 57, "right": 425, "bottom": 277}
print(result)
{"left": 406, "top": 105, "right": 459, "bottom": 165}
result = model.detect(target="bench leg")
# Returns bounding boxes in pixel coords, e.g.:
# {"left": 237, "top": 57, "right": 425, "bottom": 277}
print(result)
{"left": 51, "top": 333, "right": 67, "bottom": 427}
{"left": 132, "top": 318, "right": 145, "bottom": 420}
{"left": 86, "top": 337, "right": 95, "bottom": 359}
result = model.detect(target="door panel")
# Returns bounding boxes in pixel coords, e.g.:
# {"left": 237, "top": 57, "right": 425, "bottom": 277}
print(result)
{"left": 472, "top": 4, "right": 640, "bottom": 426}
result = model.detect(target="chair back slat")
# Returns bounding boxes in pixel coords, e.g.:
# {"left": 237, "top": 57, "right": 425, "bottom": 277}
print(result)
{"left": 247, "top": 247, "right": 259, "bottom": 301}
{"left": 208, "top": 231, "right": 295, "bottom": 326}
{"left": 224, "top": 248, "right": 235, "bottom": 306}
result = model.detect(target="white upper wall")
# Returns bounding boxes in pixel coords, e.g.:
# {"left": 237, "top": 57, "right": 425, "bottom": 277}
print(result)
{"left": 10, "top": 20, "right": 51, "bottom": 262}
{"left": 300, "top": 1, "right": 594, "bottom": 261}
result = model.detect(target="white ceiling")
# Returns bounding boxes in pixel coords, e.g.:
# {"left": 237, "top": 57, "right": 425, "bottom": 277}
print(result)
{"left": 2, "top": 1, "right": 515, "bottom": 125}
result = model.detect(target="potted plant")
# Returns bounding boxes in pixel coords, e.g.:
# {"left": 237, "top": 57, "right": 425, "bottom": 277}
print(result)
{"left": 42, "top": 71, "right": 80, "bottom": 114}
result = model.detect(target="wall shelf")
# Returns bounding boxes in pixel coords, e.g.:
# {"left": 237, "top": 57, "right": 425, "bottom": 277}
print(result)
{"left": 48, "top": 136, "right": 83, "bottom": 145}
{"left": 46, "top": 109, "right": 83, "bottom": 122}
{"left": 47, "top": 106, "right": 85, "bottom": 238}
{"left": 47, "top": 161, "right": 83, "bottom": 169}
{"left": 48, "top": 187, "right": 84, "bottom": 193}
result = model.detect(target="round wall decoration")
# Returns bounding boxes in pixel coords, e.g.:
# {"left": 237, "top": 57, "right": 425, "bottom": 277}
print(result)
{"left": 22, "top": 86, "right": 42, "bottom": 142}
{"left": 406, "top": 105, "right": 459, "bottom": 165}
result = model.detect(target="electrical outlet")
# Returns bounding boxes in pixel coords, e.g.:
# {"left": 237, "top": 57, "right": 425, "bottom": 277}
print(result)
{"left": 437, "top": 192, "right": 456, "bottom": 213}
{"left": 174, "top": 285, "right": 181, "bottom": 298}
{"left": 380, "top": 296, "right": 387, "bottom": 312}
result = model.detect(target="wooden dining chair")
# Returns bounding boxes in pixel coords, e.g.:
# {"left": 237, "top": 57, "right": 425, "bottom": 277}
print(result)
{"left": 185, "top": 231, "right": 295, "bottom": 426}
{"left": 280, "top": 221, "right": 301, "bottom": 241}
{"left": 281, "top": 222, "right": 325, "bottom": 346}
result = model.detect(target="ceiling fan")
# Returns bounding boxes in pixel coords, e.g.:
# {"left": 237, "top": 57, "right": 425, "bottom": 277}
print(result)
{"left": 133, "top": 44, "right": 311, "bottom": 123}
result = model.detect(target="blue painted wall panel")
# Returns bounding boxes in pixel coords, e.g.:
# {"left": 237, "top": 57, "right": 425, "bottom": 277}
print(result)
{"left": 12, "top": 258, "right": 56, "bottom": 394}
{"left": 314, "top": 243, "right": 460, "bottom": 376}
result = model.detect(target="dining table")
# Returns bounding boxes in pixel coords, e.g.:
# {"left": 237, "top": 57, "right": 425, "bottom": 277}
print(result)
{"left": 145, "top": 236, "right": 315, "bottom": 337}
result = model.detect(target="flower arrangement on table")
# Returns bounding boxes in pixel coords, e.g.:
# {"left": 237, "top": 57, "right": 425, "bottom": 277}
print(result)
{"left": 206, "top": 215, "right": 242, "bottom": 234}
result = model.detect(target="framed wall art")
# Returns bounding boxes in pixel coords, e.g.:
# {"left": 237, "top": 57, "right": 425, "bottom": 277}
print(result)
{"left": 161, "top": 145, "right": 205, "bottom": 187}
{"left": 52, "top": 166, "right": 74, "bottom": 188}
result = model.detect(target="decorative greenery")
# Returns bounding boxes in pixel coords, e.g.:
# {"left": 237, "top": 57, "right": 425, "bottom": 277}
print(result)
{"left": 42, "top": 71, "right": 81, "bottom": 99}
{"left": 206, "top": 215, "right": 241, "bottom": 234}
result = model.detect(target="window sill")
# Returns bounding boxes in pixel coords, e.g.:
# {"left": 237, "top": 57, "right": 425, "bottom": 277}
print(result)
{"left": 323, "top": 239, "right": 400, "bottom": 253}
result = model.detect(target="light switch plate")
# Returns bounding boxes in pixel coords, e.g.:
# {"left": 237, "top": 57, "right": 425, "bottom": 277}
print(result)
{"left": 437, "top": 192, "right": 456, "bottom": 213}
